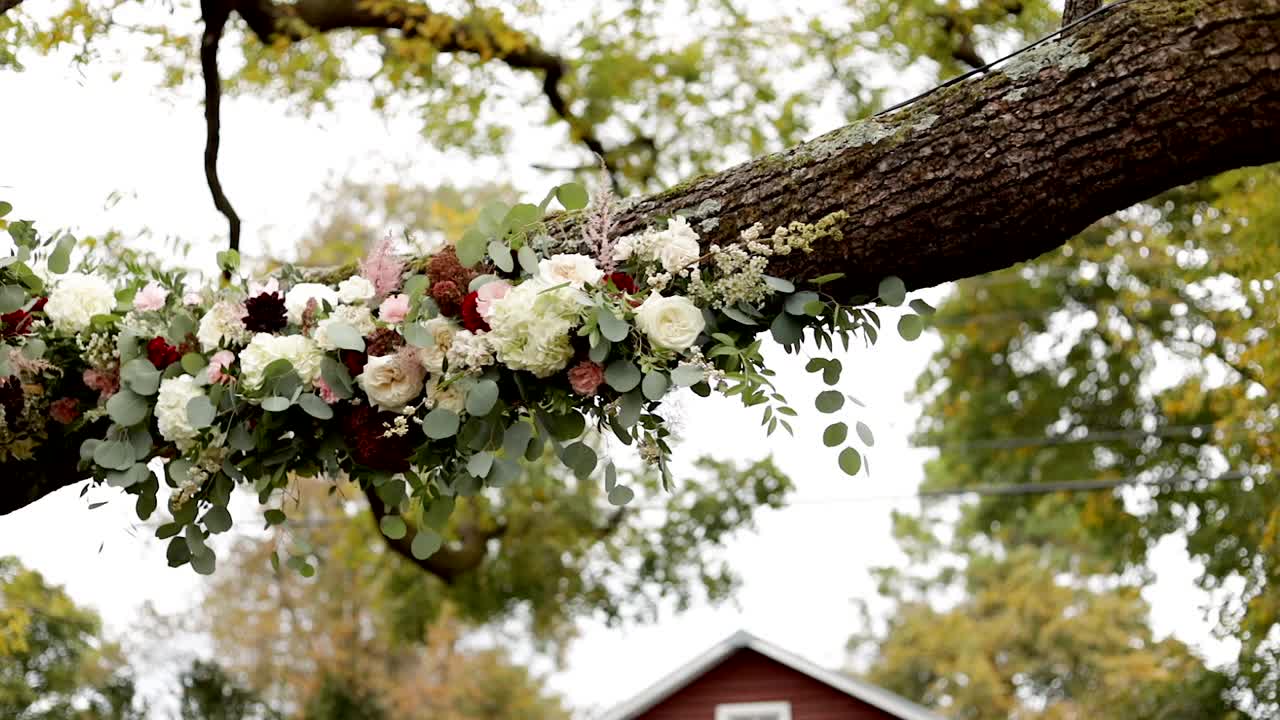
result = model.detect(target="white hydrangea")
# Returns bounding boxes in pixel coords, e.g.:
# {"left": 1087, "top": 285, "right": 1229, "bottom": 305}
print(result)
{"left": 155, "top": 375, "right": 204, "bottom": 449}
{"left": 284, "top": 283, "right": 339, "bottom": 324}
{"left": 417, "top": 317, "right": 458, "bottom": 374}
{"left": 538, "top": 253, "right": 604, "bottom": 288}
{"left": 336, "top": 275, "right": 376, "bottom": 305}
{"left": 445, "top": 330, "right": 495, "bottom": 372}
{"left": 44, "top": 273, "right": 116, "bottom": 333}
{"left": 239, "top": 333, "right": 324, "bottom": 390}
{"left": 424, "top": 376, "right": 466, "bottom": 413}
{"left": 313, "top": 304, "right": 376, "bottom": 351}
{"left": 196, "top": 301, "right": 250, "bottom": 351}
{"left": 486, "top": 279, "right": 585, "bottom": 377}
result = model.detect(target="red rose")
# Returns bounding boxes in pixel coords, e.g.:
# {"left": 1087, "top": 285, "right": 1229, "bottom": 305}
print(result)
{"left": 146, "top": 336, "right": 182, "bottom": 370}
{"left": 341, "top": 349, "right": 368, "bottom": 376}
{"left": 0, "top": 297, "right": 44, "bottom": 339}
{"left": 606, "top": 272, "right": 638, "bottom": 295}
{"left": 460, "top": 291, "right": 489, "bottom": 332}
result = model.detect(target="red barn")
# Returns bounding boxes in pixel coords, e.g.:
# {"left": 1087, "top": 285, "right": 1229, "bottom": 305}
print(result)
{"left": 599, "top": 630, "right": 942, "bottom": 720}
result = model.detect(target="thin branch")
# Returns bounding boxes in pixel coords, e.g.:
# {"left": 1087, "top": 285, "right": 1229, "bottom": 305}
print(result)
{"left": 236, "top": 0, "right": 621, "bottom": 186}
{"left": 200, "top": 0, "right": 242, "bottom": 254}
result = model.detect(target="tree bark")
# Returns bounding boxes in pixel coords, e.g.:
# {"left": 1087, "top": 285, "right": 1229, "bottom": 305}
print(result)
{"left": 6, "top": 0, "right": 1280, "bottom": 517}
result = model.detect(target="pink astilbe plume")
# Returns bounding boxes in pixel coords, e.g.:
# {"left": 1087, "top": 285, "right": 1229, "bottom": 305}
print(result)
{"left": 583, "top": 164, "right": 621, "bottom": 273}
{"left": 359, "top": 233, "right": 405, "bottom": 300}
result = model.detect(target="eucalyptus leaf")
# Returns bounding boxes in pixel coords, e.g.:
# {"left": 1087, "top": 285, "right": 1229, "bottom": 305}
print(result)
{"left": 823, "top": 422, "right": 848, "bottom": 447}
{"left": 467, "top": 451, "right": 495, "bottom": 479}
{"left": 186, "top": 395, "right": 216, "bottom": 430}
{"left": 555, "top": 182, "right": 589, "bottom": 211}
{"left": 380, "top": 515, "right": 407, "bottom": 540}
{"left": 488, "top": 240, "right": 514, "bottom": 272}
{"left": 607, "top": 485, "right": 635, "bottom": 506}
{"left": 47, "top": 233, "right": 75, "bottom": 274}
{"left": 297, "top": 393, "right": 334, "bottom": 419}
{"left": 815, "top": 390, "right": 845, "bottom": 414}
{"left": 120, "top": 358, "right": 161, "bottom": 396}
{"left": 324, "top": 322, "right": 365, "bottom": 351}
{"left": 856, "top": 421, "right": 876, "bottom": 446}
{"left": 721, "top": 305, "right": 758, "bottom": 326}
{"left": 261, "top": 396, "right": 292, "bottom": 412}
{"left": 770, "top": 313, "right": 803, "bottom": 345}
{"left": 785, "top": 291, "right": 820, "bottom": 316}
{"left": 878, "top": 276, "right": 907, "bottom": 306}
{"left": 560, "top": 441, "right": 597, "bottom": 480}
{"left": 839, "top": 447, "right": 863, "bottom": 476}
{"left": 402, "top": 322, "right": 432, "bottom": 348}
{"left": 203, "top": 506, "right": 233, "bottom": 534}
{"left": 488, "top": 457, "right": 521, "bottom": 487}
{"left": 897, "top": 313, "right": 924, "bottom": 341}
{"left": 411, "top": 528, "right": 444, "bottom": 559}
{"left": 423, "top": 497, "right": 455, "bottom": 530}
{"left": 605, "top": 360, "right": 642, "bottom": 392}
{"left": 106, "top": 390, "right": 148, "bottom": 427}
{"left": 502, "top": 420, "right": 533, "bottom": 459}
{"left": 517, "top": 245, "right": 539, "bottom": 275}
{"left": 0, "top": 285, "right": 25, "bottom": 313}
{"left": 763, "top": 275, "right": 795, "bottom": 293}
{"left": 671, "top": 364, "right": 705, "bottom": 387}
{"left": 456, "top": 228, "right": 487, "bottom": 267}
{"left": 642, "top": 371, "right": 669, "bottom": 401}
{"left": 180, "top": 353, "right": 207, "bottom": 375}
{"left": 466, "top": 379, "right": 500, "bottom": 417}
{"left": 423, "top": 409, "right": 460, "bottom": 439}
{"left": 597, "top": 309, "right": 630, "bottom": 342}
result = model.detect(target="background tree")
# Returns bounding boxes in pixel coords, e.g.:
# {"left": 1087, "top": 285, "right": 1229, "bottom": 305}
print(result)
{"left": 0, "top": 556, "right": 145, "bottom": 720}
{"left": 176, "top": 659, "right": 280, "bottom": 720}
{"left": 855, "top": 163, "right": 1279, "bottom": 715}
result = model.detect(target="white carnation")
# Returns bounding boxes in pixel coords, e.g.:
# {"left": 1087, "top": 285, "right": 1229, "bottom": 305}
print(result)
{"left": 487, "top": 279, "right": 585, "bottom": 377}
{"left": 424, "top": 376, "right": 466, "bottom": 413}
{"left": 155, "top": 375, "right": 204, "bottom": 449}
{"left": 538, "top": 253, "right": 604, "bottom": 288}
{"left": 416, "top": 317, "right": 458, "bottom": 374}
{"left": 239, "top": 333, "right": 324, "bottom": 390}
{"left": 653, "top": 216, "right": 702, "bottom": 272}
{"left": 445, "top": 330, "right": 495, "bottom": 372}
{"left": 197, "top": 301, "right": 250, "bottom": 351}
{"left": 336, "top": 275, "right": 376, "bottom": 305}
{"left": 313, "top": 305, "right": 376, "bottom": 351}
{"left": 634, "top": 293, "right": 706, "bottom": 351}
{"left": 284, "top": 283, "right": 339, "bottom": 324}
{"left": 45, "top": 273, "right": 116, "bottom": 333}
{"left": 358, "top": 353, "right": 425, "bottom": 412}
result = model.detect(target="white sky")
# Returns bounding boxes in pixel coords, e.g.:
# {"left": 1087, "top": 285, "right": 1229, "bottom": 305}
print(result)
{"left": 0, "top": 8, "right": 1237, "bottom": 719}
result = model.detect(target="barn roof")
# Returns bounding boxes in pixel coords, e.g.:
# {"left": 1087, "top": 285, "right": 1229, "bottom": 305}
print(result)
{"left": 598, "top": 630, "right": 945, "bottom": 720}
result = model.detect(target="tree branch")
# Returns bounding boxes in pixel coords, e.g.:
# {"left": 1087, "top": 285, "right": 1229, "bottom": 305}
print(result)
{"left": 1063, "top": 0, "right": 1103, "bottom": 26}
{"left": 363, "top": 485, "right": 504, "bottom": 584}
{"left": 0, "top": 0, "right": 26, "bottom": 16}
{"left": 234, "top": 0, "right": 619, "bottom": 186}
{"left": 544, "top": 0, "right": 1280, "bottom": 301}
{"left": 201, "top": 1, "right": 242, "bottom": 254}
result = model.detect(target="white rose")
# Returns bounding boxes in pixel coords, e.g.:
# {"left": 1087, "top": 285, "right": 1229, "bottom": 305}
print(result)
{"left": 634, "top": 293, "right": 706, "bottom": 351}
{"left": 197, "top": 301, "right": 250, "bottom": 351}
{"left": 611, "top": 235, "right": 636, "bottom": 264}
{"left": 424, "top": 376, "right": 466, "bottom": 413}
{"left": 284, "top": 283, "right": 339, "bottom": 324}
{"left": 653, "top": 217, "right": 702, "bottom": 272}
{"left": 416, "top": 317, "right": 458, "bottom": 374}
{"left": 336, "top": 275, "right": 376, "bottom": 305}
{"left": 538, "top": 253, "right": 604, "bottom": 289}
{"left": 313, "top": 305, "right": 375, "bottom": 351}
{"left": 358, "top": 353, "right": 426, "bottom": 412}
{"left": 239, "top": 333, "right": 324, "bottom": 390}
{"left": 44, "top": 273, "right": 116, "bottom": 333}
{"left": 155, "top": 375, "right": 204, "bottom": 449}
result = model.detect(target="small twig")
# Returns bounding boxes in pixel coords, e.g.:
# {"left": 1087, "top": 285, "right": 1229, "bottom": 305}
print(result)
{"left": 200, "top": 0, "right": 241, "bottom": 258}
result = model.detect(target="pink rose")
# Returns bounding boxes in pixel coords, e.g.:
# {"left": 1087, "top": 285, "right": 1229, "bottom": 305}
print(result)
{"left": 134, "top": 281, "right": 170, "bottom": 312}
{"left": 567, "top": 360, "right": 605, "bottom": 397}
{"left": 474, "top": 280, "right": 512, "bottom": 320}
{"left": 208, "top": 350, "right": 236, "bottom": 384}
{"left": 378, "top": 294, "right": 410, "bottom": 324}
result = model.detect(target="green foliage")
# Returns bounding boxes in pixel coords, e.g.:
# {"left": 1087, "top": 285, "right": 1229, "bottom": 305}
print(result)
{"left": 177, "top": 660, "right": 279, "bottom": 720}
{"left": 0, "top": 557, "right": 145, "bottom": 720}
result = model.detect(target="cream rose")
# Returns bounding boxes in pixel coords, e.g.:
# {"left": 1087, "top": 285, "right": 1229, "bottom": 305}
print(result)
{"left": 336, "top": 275, "right": 376, "bottom": 305}
{"left": 416, "top": 317, "right": 458, "bottom": 374}
{"left": 538, "top": 253, "right": 604, "bottom": 289}
{"left": 358, "top": 352, "right": 426, "bottom": 412}
{"left": 634, "top": 293, "right": 705, "bottom": 351}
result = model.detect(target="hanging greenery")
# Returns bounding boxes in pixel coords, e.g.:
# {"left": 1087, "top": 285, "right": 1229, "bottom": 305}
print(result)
{"left": 0, "top": 185, "right": 926, "bottom": 575}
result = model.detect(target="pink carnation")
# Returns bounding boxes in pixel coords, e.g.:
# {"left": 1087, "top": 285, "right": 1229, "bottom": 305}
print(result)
{"left": 315, "top": 377, "right": 340, "bottom": 405}
{"left": 568, "top": 360, "right": 605, "bottom": 397}
{"left": 50, "top": 397, "right": 81, "bottom": 425}
{"left": 208, "top": 350, "right": 236, "bottom": 384}
{"left": 474, "top": 280, "right": 512, "bottom": 320}
{"left": 134, "top": 281, "right": 169, "bottom": 312}
{"left": 83, "top": 366, "right": 120, "bottom": 399}
{"left": 378, "top": 294, "right": 410, "bottom": 324}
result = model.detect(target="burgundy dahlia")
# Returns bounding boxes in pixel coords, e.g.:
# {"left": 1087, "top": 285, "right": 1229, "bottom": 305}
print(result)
{"left": 365, "top": 327, "right": 405, "bottom": 357}
{"left": 460, "top": 291, "right": 488, "bottom": 332}
{"left": 243, "top": 292, "right": 287, "bottom": 332}
{"left": 341, "top": 404, "right": 413, "bottom": 472}
{"left": 146, "top": 337, "right": 182, "bottom": 370}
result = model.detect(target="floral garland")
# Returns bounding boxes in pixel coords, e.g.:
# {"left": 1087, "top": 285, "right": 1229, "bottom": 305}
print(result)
{"left": 0, "top": 188, "right": 927, "bottom": 574}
